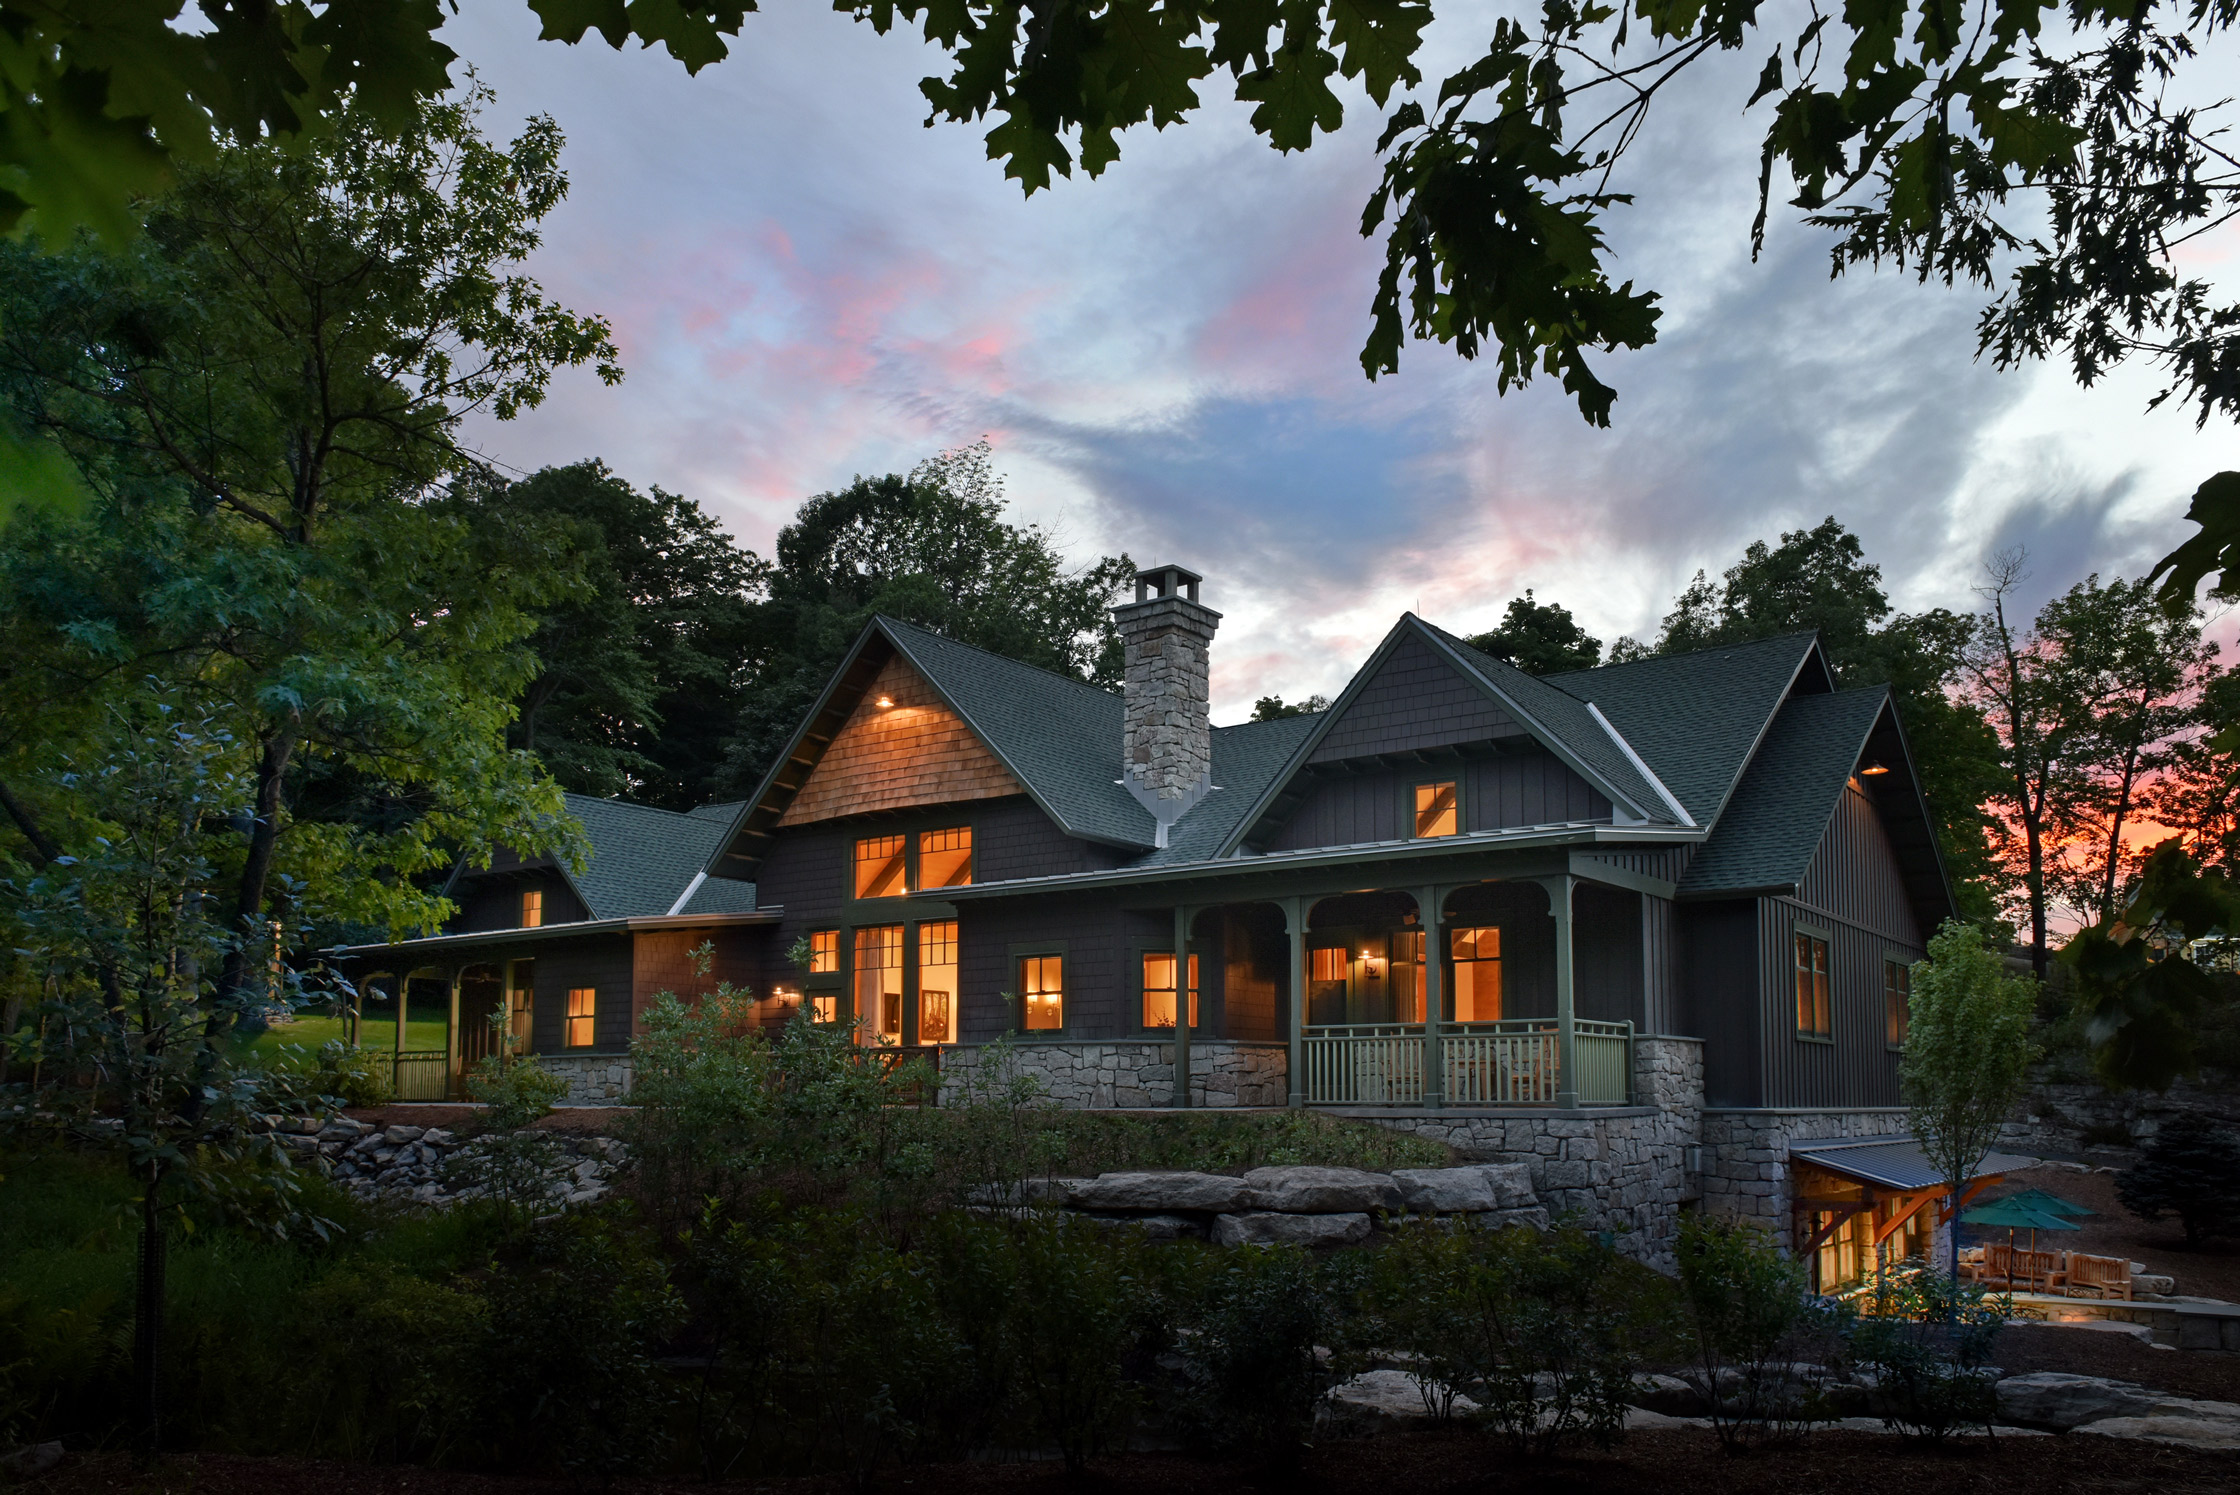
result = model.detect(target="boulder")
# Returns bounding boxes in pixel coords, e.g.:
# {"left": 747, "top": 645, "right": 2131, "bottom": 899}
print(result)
{"left": 1081, "top": 1213, "right": 1205, "bottom": 1242}
{"left": 1995, "top": 1373, "right": 2203, "bottom": 1431}
{"left": 2076, "top": 1412, "right": 2240, "bottom": 1450}
{"left": 1478, "top": 1206, "right": 1551, "bottom": 1233}
{"left": 1243, "top": 1166, "right": 1401, "bottom": 1213}
{"left": 1323, "top": 1369, "right": 1472, "bottom": 1433}
{"left": 384, "top": 1124, "right": 425, "bottom": 1144}
{"left": 1212, "top": 1211, "right": 1372, "bottom": 1247}
{"left": 1390, "top": 1167, "right": 1498, "bottom": 1213}
{"left": 1627, "top": 1373, "right": 1705, "bottom": 1416}
{"left": 420, "top": 1128, "right": 453, "bottom": 1147}
{"left": 1071, "top": 1171, "right": 1253, "bottom": 1213}
{"left": 0, "top": 1441, "right": 64, "bottom": 1477}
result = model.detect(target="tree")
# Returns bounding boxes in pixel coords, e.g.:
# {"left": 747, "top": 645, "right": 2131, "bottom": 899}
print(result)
{"left": 16, "top": 0, "right": 2235, "bottom": 438}
{"left": 1465, "top": 591, "right": 1602, "bottom": 675}
{"left": 2061, "top": 840, "right": 2236, "bottom": 1093}
{"left": 2117, "top": 1115, "right": 2240, "bottom": 1247}
{"left": 472, "top": 463, "right": 769, "bottom": 808}
{"left": 721, "top": 441, "right": 1134, "bottom": 793}
{"left": 1902, "top": 920, "right": 2040, "bottom": 1277}
{"left": 0, "top": 83, "right": 605, "bottom": 975}
{"left": 1249, "top": 694, "right": 1328, "bottom": 721}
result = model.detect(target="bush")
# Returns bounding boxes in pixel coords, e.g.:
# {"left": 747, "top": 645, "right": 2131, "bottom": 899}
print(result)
{"left": 311, "top": 1040, "right": 393, "bottom": 1108}
{"left": 2118, "top": 1114, "right": 2240, "bottom": 1245}
{"left": 1674, "top": 1215, "right": 1850, "bottom": 1450}
{"left": 1843, "top": 1265, "right": 2006, "bottom": 1441}
{"left": 1168, "top": 1242, "right": 1354, "bottom": 1469}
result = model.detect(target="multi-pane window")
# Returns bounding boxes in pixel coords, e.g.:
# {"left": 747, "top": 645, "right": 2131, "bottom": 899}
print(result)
{"left": 1142, "top": 952, "right": 1200, "bottom": 1029}
{"left": 854, "top": 925, "right": 905, "bottom": 1044}
{"left": 1414, "top": 781, "right": 1459, "bottom": 838}
{"left": 1308, "top": 945, "right": 1349, "bottom": 1026}
{"left": 565, "top": 987, "right": 596, "bottom": 1048}
{"left": 919, "top": 921, "right": 959, "bottom": 1044}
{"left": 507, "top": 960, "right": 536, "bottom": 1052}
{"left": 1021, "top": 954, "right": 1064, "bottom": 1031}
{"left": 918, "top": 827, "right": 973, "bottom": 889}
{"left": 807, "top": 929, "right": 839, "bottom": 974}
{"left": 1884, "top": 958, "right": 1911, "bottom": 1047}
{"left": 854, "top": 835, "right": 908, "bottom": 899}
{"left": 1794, "top": 932, "right": 1832, "bottom": 1038}
{"left": 1389, "top": 929, "right": 1426, "bottom": 1023}
{"left": 1450, "top": 927, "right": 1502, "bottom": 1021}
{"left": 811, "top": 993, "right": 837, "bottom": 1023}
{"left": 521, "top": 888, "right": 544, "bottom": 928}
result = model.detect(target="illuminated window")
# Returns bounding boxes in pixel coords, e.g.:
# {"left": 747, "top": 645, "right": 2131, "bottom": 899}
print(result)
{"left": 1021, "top": 954, "right": 1064, "bottom": 1031}
{"left": 854, "top": 925, "right": 905, "bottom": 1044}
{"left": 1414, "top": 780, "right": 1458, "bottom": 838}
{"left": 507, "top": 960, "right": 536, "bottom": 1051}
{"left": 811, "top": 993, "right": 837, "bottom": 1023}
{"left": 1450, "top": 927, "right": 1502, "bottom": 1022}
{"left": 918, "top": 827, "right": 973, "bottom": 889}
{"left": 1307, "top": 945, "right": 1348, "bottom": 1026}
{"left": 1884, "top": 958, "right": 1911, "bottom": 1048}
{"left": 854, "top": 835, "right": 907, "bottom": 899}
{"left": 808, "top": 929, "right": 839, "bottom": 974}
{"left": 1142, "top": 952, "right": 1200, "bottom": 1029}
{"left": 1794, "top": 932, "right": 1832, "bottom": 1038}
{"left": 521, "top": 888, "right": 544, "bottom": 928}
{"left": 565, "top": 987, "right": 596, "bottom": 1048}
{"left": 918, "top": 921, "right": 958, "bottom": 1044}
{"left": 1390, "top": 929, "right": 1426, "bottom": 1024}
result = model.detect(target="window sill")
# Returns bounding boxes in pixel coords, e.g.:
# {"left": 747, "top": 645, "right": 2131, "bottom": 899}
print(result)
{"left": 1794, "top": 1033, "right": 1835, "bottom": 1045}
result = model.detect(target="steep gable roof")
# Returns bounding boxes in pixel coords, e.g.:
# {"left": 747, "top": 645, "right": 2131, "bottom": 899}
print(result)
{"left": 562, "top": 793, "right": 758, "bottom": 919}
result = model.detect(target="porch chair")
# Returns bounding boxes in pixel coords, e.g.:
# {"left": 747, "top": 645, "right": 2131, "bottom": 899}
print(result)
{"left": 2064, "top": 1252, "right": 2134, "bottom": 1301}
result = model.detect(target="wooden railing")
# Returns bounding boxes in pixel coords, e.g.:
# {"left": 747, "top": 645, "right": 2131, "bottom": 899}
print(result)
{"left": 380, "top": 1051, "right": 452, "bottom": 1102}
{"left": 1302, "top": 1019, "right": 1633, "bottom": 1107}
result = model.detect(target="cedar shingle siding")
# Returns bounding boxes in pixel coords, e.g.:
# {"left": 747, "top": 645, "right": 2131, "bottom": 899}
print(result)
{"left": 781, "top": 656, "right": 1025, "bottom": 825}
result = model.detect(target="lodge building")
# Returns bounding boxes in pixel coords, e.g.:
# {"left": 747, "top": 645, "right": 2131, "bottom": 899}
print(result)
{"left": 341, "top": 563, "right": 1987, "bottom": 1271}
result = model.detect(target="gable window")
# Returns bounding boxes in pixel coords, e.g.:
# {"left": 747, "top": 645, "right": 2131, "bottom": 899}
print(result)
{"left": 1794, "top": 930, "right": 1832, "bottom": 1038}
{"left": 919, "top": 921, "right": 959, "bottom": 1044}
{"left": 521, "top": 888, "right": 544, "bottom": 928}
{"left": 855, "top": 925, "right": 905, "bottom": 1044}
{"left": 1142, "top": 952, "right": 1200, "bottom": 1029}
{"left": 1414, "top": 780, "right": 1459, "bottom": 838}
{"left": 854, "top": 834, "right": 908, "bottom": 899}
{"left": 1450, "top": 927, "right": 1502, "bottom": 1022}
{"left": 919, "top": 827, "right": 973, "bottom": 889}
{"left": 565, "top": 987, "right": 596, "bottom": 1048}
{"left": 1884, "top": 958, "right": 1911, "bottom": 1048}
{"left": 1021, "top": 954, "right": 1064, "bottom": 1031}
{"left": 807, "top": 929, "right": 839, "bottom": 974}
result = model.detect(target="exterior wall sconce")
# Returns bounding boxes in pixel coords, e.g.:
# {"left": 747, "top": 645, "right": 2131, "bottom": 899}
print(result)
{"left": 1859, "top": 760, "right": 1890, "bottom": 775}
{"left": 876, "top": 695, "right": 894, "bottom": 708}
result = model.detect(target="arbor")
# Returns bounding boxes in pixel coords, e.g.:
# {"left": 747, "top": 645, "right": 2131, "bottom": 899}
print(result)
{"left": 1901, "top": 920, "right": 2040, "bottom": 1276}
{"left": 1465, "top": 591, "right": 1602, "bottom": 676}
{"left": 722, "top": 442, "right": 1134, "bottom": 792}
{"left": 0, "top": 84, "right": 606, "bottom": 974}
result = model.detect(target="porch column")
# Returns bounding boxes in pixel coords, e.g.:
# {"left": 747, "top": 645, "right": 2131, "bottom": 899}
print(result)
{"left": 1537, "top": 874, "right": 1579, "bottom": 1109}
{"left": 1416, "top": 885, "right": 1445, "bottom": 1110}
{"left": 1282, "top": 897, "right": 1307, "bottom": 1108}
{"left": 393, "top": 974, "right": 406, "bottom": 1064}
{"left": 1171, "top": 902, "right": 1193, "bottom": 1109}
{"left": 446, "top": 968, "right": 463, "bottom": 1098}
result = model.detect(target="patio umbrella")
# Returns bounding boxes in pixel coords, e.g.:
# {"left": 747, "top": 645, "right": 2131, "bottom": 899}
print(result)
{"left": 2004, "top": 1186, "right": 2095, "bottom": 1218}
{"left": 1961, "top": 1197, "right": 2082, "bottom": 1286}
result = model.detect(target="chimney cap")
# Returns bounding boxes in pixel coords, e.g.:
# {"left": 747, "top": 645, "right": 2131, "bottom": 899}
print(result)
{"left": 1133, "top": 562, "right": 1203, "bottom": 604}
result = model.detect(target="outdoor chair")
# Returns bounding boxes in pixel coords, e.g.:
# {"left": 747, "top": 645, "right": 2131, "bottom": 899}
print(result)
{"left": 2065, "top": 1252, "right": 2134, "bottom": 1301}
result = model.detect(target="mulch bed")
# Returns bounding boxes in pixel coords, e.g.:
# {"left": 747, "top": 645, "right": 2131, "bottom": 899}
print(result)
{"left": 1970, "top": 1165, "right": 2240, "bottom": 1304}
{"left": 19, "top": 1430, "right": 2238, "bottom": 1495}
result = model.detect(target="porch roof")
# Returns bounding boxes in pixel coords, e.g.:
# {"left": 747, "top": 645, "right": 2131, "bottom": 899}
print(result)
{"left": 1790, "top": 1138, "right": 2040, "bottom": 1193}
{"left": 329, "top": 908, "right": 782, "bottom": 963}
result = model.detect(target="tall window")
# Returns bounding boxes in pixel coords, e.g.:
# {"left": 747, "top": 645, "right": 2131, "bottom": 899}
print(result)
{"left": 918, "top": 827, "right": 973, "bottom": 889}
{"left": 1884, "top": 958, "right": 1911, "bottom": 1047}
{"left": 807, "top": 929, "right": 839, "bottom": 973}
{"left": 521, "top": 888, "right": 544, "bottom": 928}
{"left": 1142, "top": 952, "right": 1200, "bottom": 1029}
{"left": 507, "top": 960, "right": 536, "bottom": 1051}
{"left": 1414, "top": 780, "right": 1459, "bottom": 838}
{"left": 1021, "top": 954, "right": 1064, "bottom": 1031}
{"left": 854, "top": 834, "right": 907, "bottom": 899}
{"left": 919, "top": 921, "right": 959, "bottom": 1044}
{"left": 565, "top": 987, "right": 596, "bottom": 1047}
{"left": 1307, "top": 946, "right": 1348, "bottom": 1026}
{"left": 1794, "top": 932, "right": 1832, "bottom": 1037}
{"left": 854, "top": 925, "right": 905, "bottom": 1043}
{"left": 1450, "top": 927, "right": 1502, "bottom": 1021}
{"left": 1390, "top": 929, "right": 1426, "bottom": 1023}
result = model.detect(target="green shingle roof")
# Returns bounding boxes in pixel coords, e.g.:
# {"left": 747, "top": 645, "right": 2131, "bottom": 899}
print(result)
{"left": 1676, "top": 688, "right": 1889, "bottom": 897}
{"left": 562, "top": 793, "right": 757, "bottom": 918}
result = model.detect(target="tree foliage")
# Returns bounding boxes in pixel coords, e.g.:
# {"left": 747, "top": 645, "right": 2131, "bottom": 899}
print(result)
{"left": 2116, "top": 1114, "right": 2240, "bottom": 1246}
{"left": 1248, "top": 693, "right": 1328, "bottom": 720}
{"left": 2061, "top": 839, "right": 2236, "bottom": 1093}
{"left": 1465, "top": 589, "right": 1602, "bottom": 675}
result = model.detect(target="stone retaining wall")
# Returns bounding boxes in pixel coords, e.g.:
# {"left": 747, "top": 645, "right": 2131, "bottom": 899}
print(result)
{"left": 938, "top": 1038, "right": 1287, "bottom": 1108}
{"left": 270, "top": 1115, "right": 625, "bottom": 1207}
{"left": 538, "top": 1053, "right": 634, "bottom": 1105}
{"left": 1023, "top": 1163, "right": 1551, "bottom": 1244}
{"left": 1697, "top": 1106, "right": 1913, "bottom": 1225}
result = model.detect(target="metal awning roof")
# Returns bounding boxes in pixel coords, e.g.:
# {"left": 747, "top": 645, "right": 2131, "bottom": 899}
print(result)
{"left": 1789, "top": 1138, "right": 2039, "bottom": 1193}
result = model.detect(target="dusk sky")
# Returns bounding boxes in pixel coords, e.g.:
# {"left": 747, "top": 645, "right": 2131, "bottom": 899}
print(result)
{"left": 447, "top": 3, "right": 2240, "bottom": 721}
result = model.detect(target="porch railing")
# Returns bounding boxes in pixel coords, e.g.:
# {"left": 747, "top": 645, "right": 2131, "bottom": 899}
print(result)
{"left": 379, "top": 1050, "right": 451, "bottom": 1102}
{"left": 1302, "top": 1019, "right": 1633, "bottom": 1107}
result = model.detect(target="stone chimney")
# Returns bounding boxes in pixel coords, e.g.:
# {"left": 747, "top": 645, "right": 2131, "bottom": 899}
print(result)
{"left": 1113, "top": 563, "right": 1220, "bottom": 838}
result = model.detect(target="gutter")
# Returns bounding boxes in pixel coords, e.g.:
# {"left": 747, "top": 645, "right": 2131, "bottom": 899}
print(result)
{"left": 328, "top": 908, "right": 782, "bottom": 958}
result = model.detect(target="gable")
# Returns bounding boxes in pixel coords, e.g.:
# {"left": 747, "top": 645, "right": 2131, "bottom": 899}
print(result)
{"left": 1309, "top": 631, "right": 1528, "bottom": 764}
{"left": 778, "top": 654, "right": 1026, "bottom": 826}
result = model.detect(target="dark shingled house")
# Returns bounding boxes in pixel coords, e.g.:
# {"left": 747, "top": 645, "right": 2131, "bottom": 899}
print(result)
{"left": 340, "top": 563, "right": 1963, "bottom": 1266}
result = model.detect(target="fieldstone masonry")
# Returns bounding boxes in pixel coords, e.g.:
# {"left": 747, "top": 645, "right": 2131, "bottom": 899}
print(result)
{"left": 939, "top": 1038, "right": 1287, "bottom": 1108}
{"left": 1113, "top": 583, "right": 1220, "bottom": 803}
{"left": 538, "top": 1052, "right": 634, "bottom": 1105}
{"left": 265, "top": 1114, "right": 625, "bottom": 1208}
{"left": 1696, "top": 1106, "right": 1914, "bottom": 1225}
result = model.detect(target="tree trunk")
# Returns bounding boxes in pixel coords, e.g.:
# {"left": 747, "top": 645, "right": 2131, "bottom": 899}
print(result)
{"left": 216, "top": 728, "right": 296, "bottom": 1006}
{"left": 2021, "top": 771, "right": 2049, "bottom": 980}
{"left": 133, "top": 1158, "right": 167, "bottom": 1457}
{"left": 2100, "top": 735, "right": 2145, "bottom": 921}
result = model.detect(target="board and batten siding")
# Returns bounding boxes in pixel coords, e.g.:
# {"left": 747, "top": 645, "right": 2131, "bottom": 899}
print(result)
{"left": 955, "top": 896, "right": 1155, "bottom": 1043}
{"left": 1266, "top": 751, "right": 1612, "bottom": 851}
{"left": 453, "top": 870, "right": 586, "bottom": 932}
{"left": 526, "top": 932, "right": 637, "bottom": 1055}
{"left": 1681, "top": 899, "right": 1763, "bottom": 1107}
{"left": 1308, "top": 632, "right": 1527, "bottom": 764}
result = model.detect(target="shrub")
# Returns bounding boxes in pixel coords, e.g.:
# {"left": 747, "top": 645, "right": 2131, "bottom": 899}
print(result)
{"left": 999, "top": 1212, "right": 1154, "bottom": 1475}
{"left": 2118, "top": 1115, "right": 2240, "bottom": 1245}
{"left": 1674, "top": 1215, "right": 1850, "bottom": 1450}
{"left": 1168, "top": 1242, "right": 1353, "bottom": 1469}
{"left": 1843, "top": 1265, "right": 2006, "bottom": 1441}
{"left": 311, "top": 1039, "right": 393, "bottom": 1108}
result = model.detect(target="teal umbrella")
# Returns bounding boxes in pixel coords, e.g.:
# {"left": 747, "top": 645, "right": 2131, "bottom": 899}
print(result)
{"left": 1962, "top": 1197, "right": 2080, "bottom": 1287}
{"left": 2004, "top": 1187, "right": 2094, "bottom": 1218}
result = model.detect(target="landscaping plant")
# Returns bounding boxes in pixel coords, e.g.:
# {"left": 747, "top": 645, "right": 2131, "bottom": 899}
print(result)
{"left": 1844, "top": 1265, "right": 2008, "bottom": 1441}
{"left": 1168, "top": 1242, "right": 1356, "bottom": 1469}
{"left": 1674, "top": 1214, "right": 1851, "bottom": 1450}
{"left": 2118, "top": 1115, "right": 2240, "bottom": 1246}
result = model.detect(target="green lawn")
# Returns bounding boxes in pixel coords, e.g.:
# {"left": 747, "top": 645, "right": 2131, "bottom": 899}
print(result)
{"left": 236, "top": 1014, "right": 450, "bottom": 1066}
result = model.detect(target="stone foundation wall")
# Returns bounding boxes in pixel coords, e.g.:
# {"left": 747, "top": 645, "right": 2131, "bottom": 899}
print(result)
{"left": 538, "top": 1053, "right": 634, "bottom": 1105}
{"left": 938, "top": 1039, "right": 1287, "bottom": 1108}
{"left": 1696, "top": 1107, "right": 1914, "bottom": 1226}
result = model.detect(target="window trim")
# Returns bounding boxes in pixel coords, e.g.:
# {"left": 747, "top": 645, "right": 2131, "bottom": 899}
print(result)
{"left": 1882, "top": 949, "right": 1914, "bottom": 1052}
{"left": 1410, "top": 777, "right": 1463, "bottom": 840}
{"left": 844, "top": 815, "right": 980, "bottom": 906}
{"left": 520, "top": 886, "right": 545, "bottom": 929}
{"left": 564, "top": 986, "right": 597, "bottom": 1049}
{"left": 1008, "top": 939, "right": 1069, "bottom": 1035}
{"left": 1791, "top": 920, "right": 1834, "bottom": 1043}
{"left": 1133, "top": 942, "right": 1202, "bottom": 1034}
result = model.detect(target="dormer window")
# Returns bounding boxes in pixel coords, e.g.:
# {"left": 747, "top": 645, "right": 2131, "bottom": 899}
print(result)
{"left": 521, "top": 888, "right": 544, "bottom": 928}
{"left": 1414, "top": 780, "right": 1458, "bottom": 838}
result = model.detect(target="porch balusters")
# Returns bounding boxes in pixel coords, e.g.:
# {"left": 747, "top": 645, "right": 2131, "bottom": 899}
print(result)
{"left": 1283, "top": 897, "right": 1307, "bottom": 1109}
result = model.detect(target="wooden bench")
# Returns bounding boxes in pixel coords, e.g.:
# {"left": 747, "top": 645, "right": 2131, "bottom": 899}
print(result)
{"left": 1969, "top": 1243, "right": 2068, "bottom": 1293}
{"left": 2065, "top": 1252, "right": 2135, "bottom": 1301}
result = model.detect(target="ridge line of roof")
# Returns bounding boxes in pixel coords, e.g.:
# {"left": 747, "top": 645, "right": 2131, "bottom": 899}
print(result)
{"left": 1542, "top": 629, "right": 1826, "bottom": 693}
